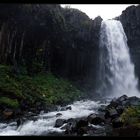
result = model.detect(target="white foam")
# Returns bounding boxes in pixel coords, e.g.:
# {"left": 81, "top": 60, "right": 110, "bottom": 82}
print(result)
{"left": 99, "top": 20, "right": 140, "bottom": 98}
{"left": 0, "top": 100, "right": 104, "bottom": 135}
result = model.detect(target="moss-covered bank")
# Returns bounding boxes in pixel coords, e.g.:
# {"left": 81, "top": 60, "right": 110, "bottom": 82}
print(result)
{"left": 0, "top": 64, "right": 83, "bottom": 120}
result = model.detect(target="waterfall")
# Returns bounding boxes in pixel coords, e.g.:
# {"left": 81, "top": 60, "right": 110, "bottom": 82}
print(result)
{"left": 98, "top": 20, "right": 140, "bottom": 98}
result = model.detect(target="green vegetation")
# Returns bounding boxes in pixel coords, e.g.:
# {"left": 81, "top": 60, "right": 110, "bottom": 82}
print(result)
{"left": 0, "top": 97, "right": 19, "bottom": 108}
{"left": 120, "top": 106, "right": 140, "bottom": 127}
{"left": 32, "top": 73, "right": 82, "bottom": 105}
{"left": 0, "top": 65, "right": 23, "bottom": 99}
{"left": 0, "top": 64, "right": 83, "bottom": 110}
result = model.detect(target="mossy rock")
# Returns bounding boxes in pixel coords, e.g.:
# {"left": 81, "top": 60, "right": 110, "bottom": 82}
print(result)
{"left": 120, "top": 106, "right": 140, "bottom": 126}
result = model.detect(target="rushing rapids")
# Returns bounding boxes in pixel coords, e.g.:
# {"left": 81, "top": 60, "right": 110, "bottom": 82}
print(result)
{"left": 0, "top": 100, "right": 107, "bottom": 135}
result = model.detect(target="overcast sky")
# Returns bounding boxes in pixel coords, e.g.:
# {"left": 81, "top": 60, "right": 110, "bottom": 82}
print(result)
{"left": 61, "top": 4, "right": 137, "bottom": 20}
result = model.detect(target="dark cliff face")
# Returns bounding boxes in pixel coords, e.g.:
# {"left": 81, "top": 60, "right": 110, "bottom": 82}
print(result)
{"left": 0, "top": 4, "right": 102, "bottom": 91}
{"left": 118, "top": 5, "right": 140, "bottom": 86}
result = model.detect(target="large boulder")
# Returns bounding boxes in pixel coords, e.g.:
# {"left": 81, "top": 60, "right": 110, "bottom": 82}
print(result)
{"left": 54, "top": 119, "right": 67, "bottom": 128}
{"left": 56, "top": 113, "right": 62, "bottom": 117}
{"left": 105, "top": 108, "right": 119, "bottom": 119}
{"left": 87, "top": 113, "right": 105, "bottom": 125}
{"left": 116, "top": 95, "right": 128, "bottom": 103}
{"left": 75, "top": 119, "right": 88, "bottom": 129}
{"left": 64, "top": 118, "right": 77, "bottom": 135}
{"left": 112, "top": 118, "right": 123, "bottom": 128}
{"left": 128, "top": 96, "right": 140, "bottom": 106}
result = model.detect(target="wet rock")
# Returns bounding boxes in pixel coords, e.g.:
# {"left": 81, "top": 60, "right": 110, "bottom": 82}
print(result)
{"left": 98, "top": 105, "right": 106, "bottom": 112}
{"left": 87, "top": 114, "right": 96, "bottom": 123}
{"left": 66, "top": 106, "right": 72, "bottom": 110}
{"left": 105, "top": 118, "right": 112, "bottom": 124}
{"left": 112, "top": 118, "right": 123, "bottom": 128}
{"left": 87, "top": 113, "right": 104, "bottom": 125}
{"left": 67, "top": 118, "right": 77, "bottom": 128}
{"left": 60, "top": 106, "right": 72, "bottom": 111}
{"left": 76, "top": 119, "right": 88, "bottom": 129}
{"left": 56, "top": 113, "right": 62, "bottom": 117}
{"left": 24, "top": 112, "right": 36, "bottom": 119}
{"left": 60, "top": 107, "right": 65, "bottom": 111}
{"left": 64, "top": 118, "right": 89, "bottom": 135}
{"left": 64, "top": 118, "right": 78, "bottom": 134}
{"left": 92, "top": 127, "right": 106, "bottom": 136}
{"left": 108, "top": 100, "right": 119, "bottom": 108}
{"left": 55, "top": 119, "right": 67, "bottom": 128}
{"left": 105, "top": 124, "right": 113, "bottom": 135}
{"left": 121, "top": 100, "right": 129, "bottom": 106}
{"left": 86, "top": 126, "right": 97, "bottom": 136}
{"left": 116, "top": 105, "right": 124, "bottom": 114}
{"left": 77, "top": 126, "right": 88, "bottom": 135}
{"left": 16, "top": 118, "right": 23, "bottom": 127}
{"left": 90, "top": 117, "right": 104, "bottom": 125}
{"left": 105, "top": 108, "right": 118, "bottom": 119}
{"left": 47, "top": 131, "right": 65, "bottom": 136}
{"left": 116, "top": 95, "right": 128, "bottom": 102}
{"left": 128, "top": 96, "right": 140, "bottom": 106}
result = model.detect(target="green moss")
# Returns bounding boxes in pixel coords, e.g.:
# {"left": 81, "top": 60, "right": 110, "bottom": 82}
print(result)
{"left": 120, "top": 106, "right": 140, "bottom": 126}
{"left": 32, "top": 73, "right": 83, "bottom": 105}
{"left": 0, "top": 65, "right": 23, "bottom": 99}
{"left": 0, "top": 97, "right": 19, "bottom": 108}
{"left": 0, "top": 64, "right": 83, "bottom": 110}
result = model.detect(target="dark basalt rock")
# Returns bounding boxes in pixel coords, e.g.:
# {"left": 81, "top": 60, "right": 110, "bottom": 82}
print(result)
{"left": 87, "top": 113, "right": 97, "bottom": 123}
{"left": 105, "top": 108, "right": 118, "bottom": 119}
{"left": 98, "top": 105, "right": 106, "bottom": 112}
{"left": 116, "top": 95, "right": 128, "bottom": 103}
{"left": 56, "top": 113, "right": 62, "bottom": 117}
{"left": 66, "top": 106, "right": 72, "bottom": 110}
{"left": 59, "top": 106, "right": 72, "bottom": 111}
{"left": 54, "top": 119, "right": 67, "bottom": 128}
{"left": 119, "top": 5, "right": 140, "bottom": 86}
{"left": 116, "top": 105, "right": 124, "bottom": 114}
{"left": 87, "top": 113, "right": 105, "bottom": 125}
{"left": 112, "top": 118, "right": 123, "bottom": 128}
{"left": 75, "top": 119, "right": 88, "bottom": 129}
{"left": 128, "top": 96, "right": 140, "bottom": 106}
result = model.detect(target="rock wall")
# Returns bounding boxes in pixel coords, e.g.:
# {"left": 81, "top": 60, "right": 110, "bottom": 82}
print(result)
{"left": 118, "top": 5, "right": 140, "bottom": 86}
{"left": 0, "top": 4, "right": 102, "bottom": 91}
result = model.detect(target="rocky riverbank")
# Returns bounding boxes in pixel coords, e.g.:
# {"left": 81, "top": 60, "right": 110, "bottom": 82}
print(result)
{"left": 52, "top": 95, "right": 140, "bottom": 136}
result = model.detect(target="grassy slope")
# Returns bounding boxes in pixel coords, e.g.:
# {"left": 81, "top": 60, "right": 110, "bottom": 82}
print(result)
{"left": 0, "top": 64, "right": 83, "bottom": 111}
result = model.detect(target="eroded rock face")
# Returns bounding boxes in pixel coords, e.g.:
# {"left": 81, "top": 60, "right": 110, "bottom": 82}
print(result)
{"left": 0, "top": 4, "right": 103, "bottom": 93}
{"left": 118, "top": 5, "right": 140, "bottom": 86}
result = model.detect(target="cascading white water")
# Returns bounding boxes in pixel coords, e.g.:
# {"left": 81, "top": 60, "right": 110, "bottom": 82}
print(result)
{"left": 98, "top": 20, "right": 140, "bottom": 98}
{"left": 0, "top": 100, "right": 106, "bottom": 135}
